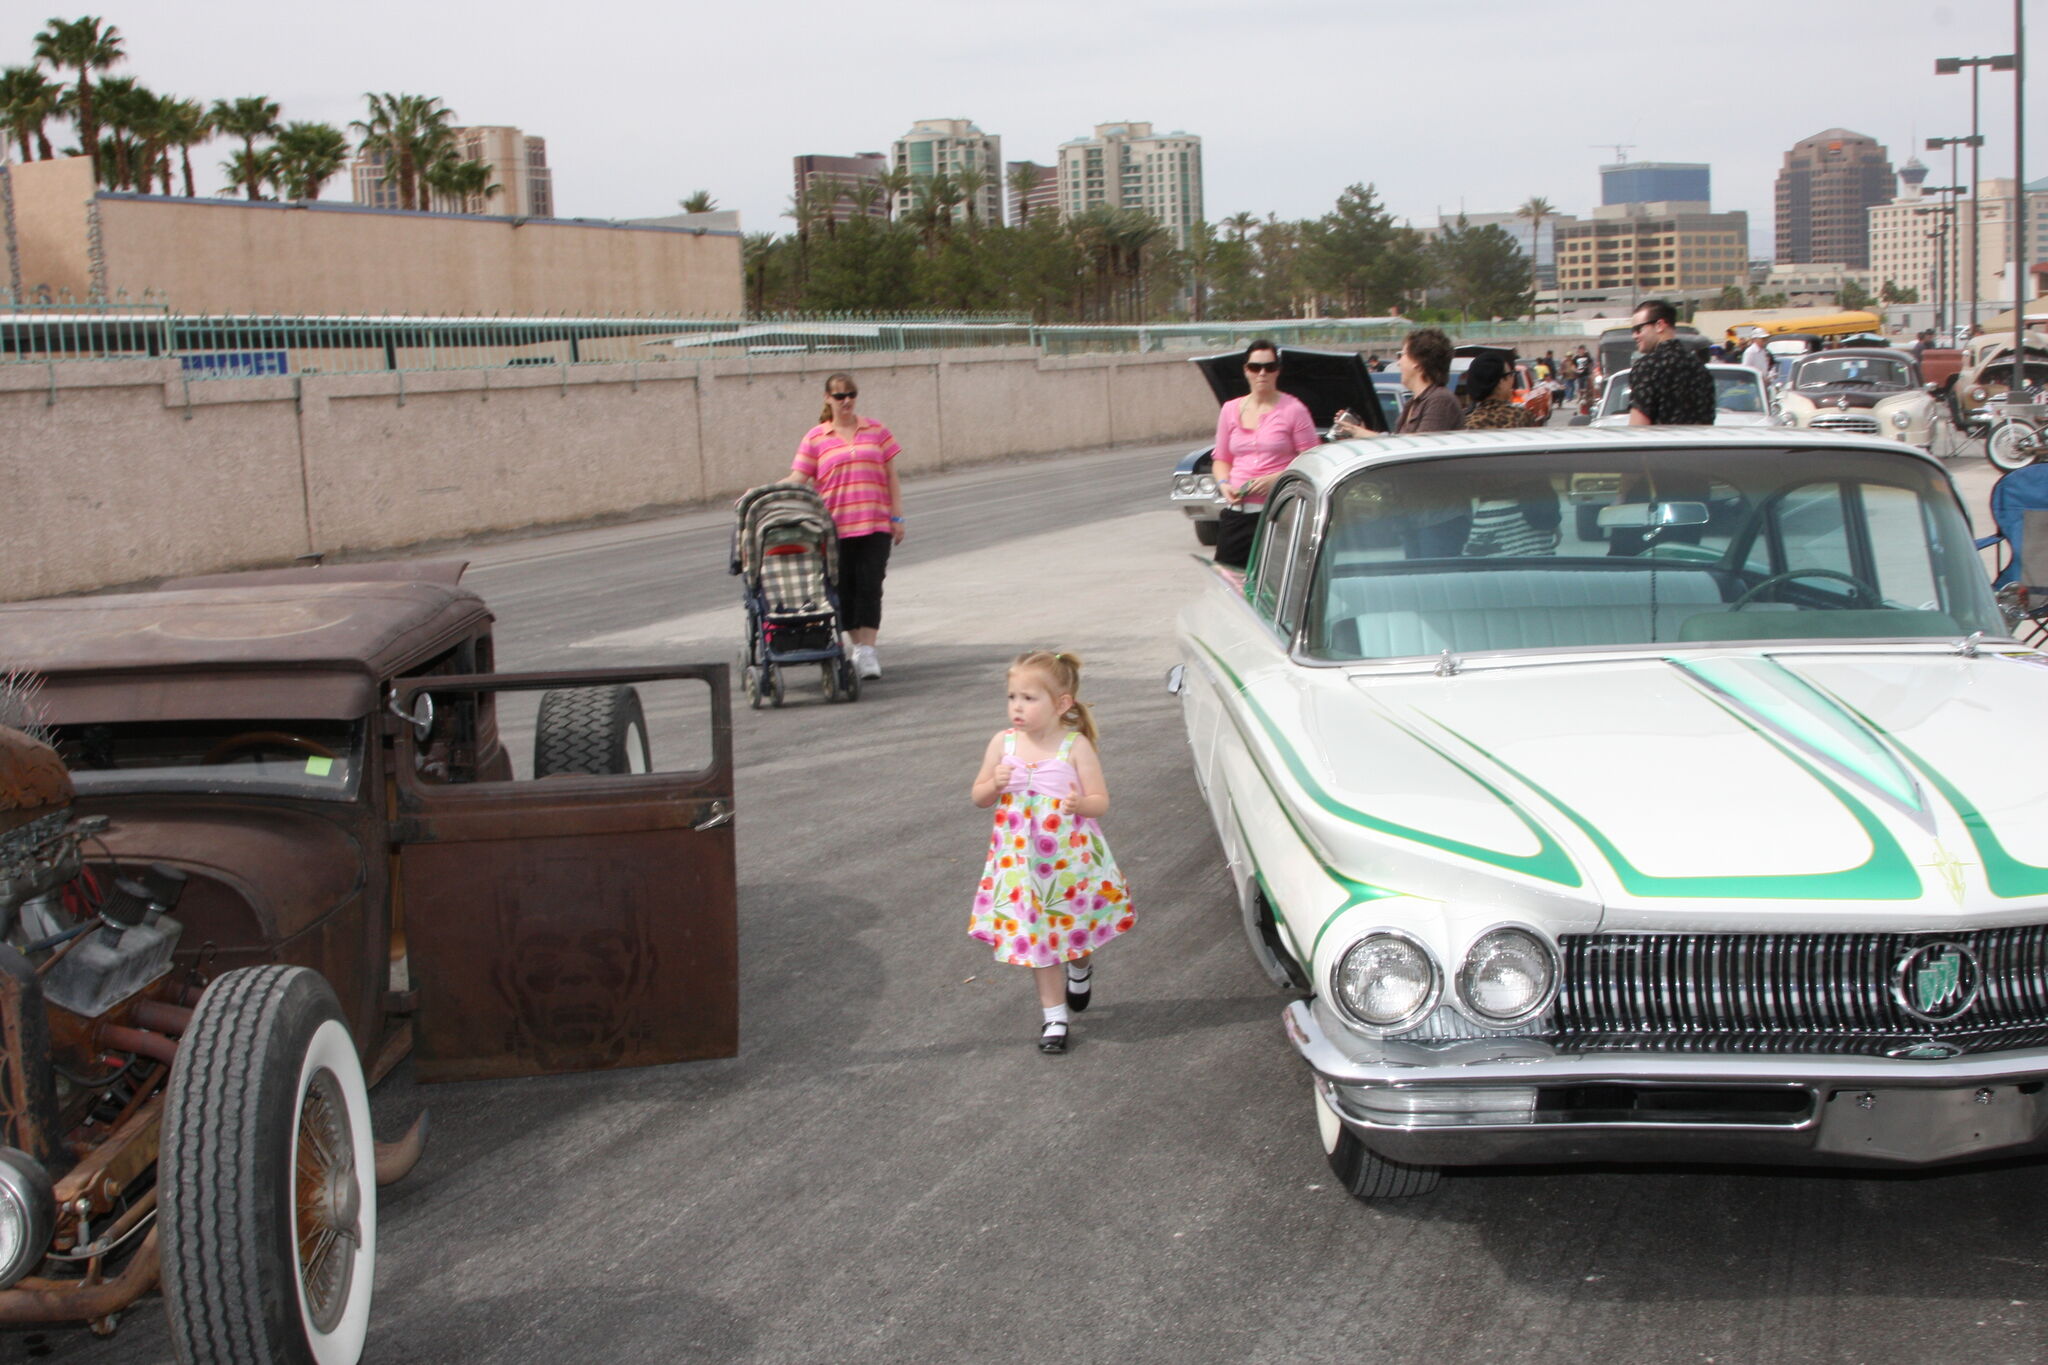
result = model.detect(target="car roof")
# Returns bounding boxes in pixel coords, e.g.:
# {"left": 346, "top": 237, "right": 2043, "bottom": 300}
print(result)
{"left": 0, "top": 575, "right": 491, "bottom": 723}
{"left": 1288, "top": 425, "right": 1945, "bottom": 489}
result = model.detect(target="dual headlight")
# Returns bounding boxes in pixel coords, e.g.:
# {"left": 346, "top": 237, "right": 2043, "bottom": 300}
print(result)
{"left": 1172, "top": 473, "right": 1218, "bottom": 498}
{"left": 1332, "top": 927, "right": 1556, "bottom": 1034}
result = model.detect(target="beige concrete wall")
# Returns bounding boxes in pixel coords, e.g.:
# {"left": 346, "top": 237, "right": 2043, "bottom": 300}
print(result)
{"left": 3, "top": 348, "right": 1212, "bottom": 599}
{"left": 7, "top": 157, "right": 97, "bottom": 301}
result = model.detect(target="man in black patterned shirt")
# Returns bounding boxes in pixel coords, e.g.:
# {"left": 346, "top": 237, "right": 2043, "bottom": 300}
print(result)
{"left": 1626, "top": 299, "right": 1716, "bottom": 425}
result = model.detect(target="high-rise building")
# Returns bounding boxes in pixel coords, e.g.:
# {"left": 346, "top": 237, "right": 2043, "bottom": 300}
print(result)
{"left": 1775, "top": 129, "right": 1895, "bottom": 268}
{"left": 350, "top": 126, "right": 552, "bottom": 217}
{"left": 793, "top": 153, "right": 889, "bottom": 225}
{"left": 1006, "top": 161, "right": 1058, "bottom": 226}
{"left": 1054, "top": 121, "right": 1203, "bottom": 247}
{"left": 1553, "top": 202, "right": 1749, "bottom": 299}
{"left": 1602, "top": 162, "right": 1710, "bottom": 207}
{"left": 891, "top": 119, "right": 1003, "bottom": 226}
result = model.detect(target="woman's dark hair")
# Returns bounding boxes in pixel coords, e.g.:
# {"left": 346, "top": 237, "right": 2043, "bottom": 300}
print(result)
{"left": 1402, "top": 328, "right": 1452, "bottom": 386}
{"left": 1244, "top": 339, "right": 1279, "bottom": 364}
{"left": 817, "top": 372, "right": 857, "bottom": 425}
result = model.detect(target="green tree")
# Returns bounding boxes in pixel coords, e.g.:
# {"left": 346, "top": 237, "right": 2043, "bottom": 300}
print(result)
{"left": 351, "top": 93, "right": 455, "bottom": 211}
{"left": 679, "top": 189, "right": 717, "bottom": 213}
{"left": 209, "top": 95, "right": 281, "bottom": 200}
{"left": 273, "top": 121, "right": 351, "bottom": 201}
{"left": 1516, "top": 196, "right": 1555, "bottom": 315}
{"left": 34, "top": 15, "right": 122, "bottom": 183}
{"left": 1432, "top": 216, "right": 1534, "bottom": 319}
{"left": 0, "top": 65, "right": 62, "bottom": 161}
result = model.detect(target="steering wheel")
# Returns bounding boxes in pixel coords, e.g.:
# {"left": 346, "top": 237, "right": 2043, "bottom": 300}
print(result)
{"left": 1730, "top": 567, "right": 1881, "bottom": 610}
{"left": 201, "top": 731, "right": 337, "bottom": 765}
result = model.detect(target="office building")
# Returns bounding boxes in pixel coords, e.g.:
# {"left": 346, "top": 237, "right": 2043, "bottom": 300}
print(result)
{"left": 1869, "top": 175, "right": 2048, "bottom": 318}
{"left": 1007, "top": 160, "right": 1058, "bottom": 226}
{"left": 1775, "top": 129, "right": 1894, "bottom": 268}
{"left": 1602, "top": 162, "right": 1710, "bottom": 207}
{"left": 1553, "top": 202, "right": 1750, "bottom": 299}
{"left": 793, "top": 153, "right": 889, "bottom": 225}
{"left": 350, "top": 126, "right": 552, "bottom": 217}
{"left": 891, "top": 119, "right": 1003, "bottom": 226}
{"left": 1055, "top": 121, "right": 1204, "bottom": 248}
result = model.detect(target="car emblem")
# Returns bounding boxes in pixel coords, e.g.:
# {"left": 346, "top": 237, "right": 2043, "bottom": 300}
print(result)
{"left": 1887, "top": 1040, "right": 1964, "bottom": 1060}
{"left": 1892, "top": 941, "right": 1981, "bottom": 1023}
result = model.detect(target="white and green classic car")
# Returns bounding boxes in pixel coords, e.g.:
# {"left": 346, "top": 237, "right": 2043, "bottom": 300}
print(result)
{"left": 1172, "top": 425, "right": 2048, "bottom": 1199}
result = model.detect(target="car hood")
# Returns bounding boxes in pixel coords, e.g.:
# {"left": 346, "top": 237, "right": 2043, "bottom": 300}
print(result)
{"left": 1278, "top": 650, "right": 2048, "bottom": 931}
{"left": 1191, "top": 347, "right": 1387, "bottom": 432}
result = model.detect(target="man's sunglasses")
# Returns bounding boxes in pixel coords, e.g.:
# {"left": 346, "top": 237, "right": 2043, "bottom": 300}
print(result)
{"left": 829, "top": 391, "right": 858, "bottom": 400}
{"left": 1244, "top": 360, "right": 1280, "bottom": 373}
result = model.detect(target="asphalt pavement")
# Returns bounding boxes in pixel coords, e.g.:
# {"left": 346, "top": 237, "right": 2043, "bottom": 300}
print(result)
{"left": 22, "top": 430, "right": 2043, "bottom": 1365}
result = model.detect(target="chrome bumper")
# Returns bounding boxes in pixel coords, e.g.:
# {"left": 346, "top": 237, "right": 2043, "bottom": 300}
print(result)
{"left": 1288, "top": 998, "right": 2048, "bottom": 1169}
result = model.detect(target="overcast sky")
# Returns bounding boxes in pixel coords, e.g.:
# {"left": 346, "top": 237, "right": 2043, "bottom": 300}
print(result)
{"left": 2, "top": 0, "right": 2036, "bottom": 258}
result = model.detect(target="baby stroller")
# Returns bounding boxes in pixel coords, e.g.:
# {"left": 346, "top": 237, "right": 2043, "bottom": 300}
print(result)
{"left": 730, "top": 483, "right": 860, "bottom": 707}
{"left": 1976, "top": 460, "right": 2048, "bottom": 646}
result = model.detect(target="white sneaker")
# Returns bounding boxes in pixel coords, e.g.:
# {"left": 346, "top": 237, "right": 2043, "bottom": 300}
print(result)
{"left": 856, "top": 645, "right": 882, "bottom": 679}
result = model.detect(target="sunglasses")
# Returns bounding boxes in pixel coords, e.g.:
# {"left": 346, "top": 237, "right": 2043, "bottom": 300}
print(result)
{"left": 829, "top": 391, "right": 858, "bottom": 400}
{"left": 1244, "top": 360, "right": 1280, "bottom": 373}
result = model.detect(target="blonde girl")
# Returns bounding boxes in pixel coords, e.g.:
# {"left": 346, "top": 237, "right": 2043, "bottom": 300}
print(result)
{"left": 968, "top": 651, "right": 1134, "bottom": 1054}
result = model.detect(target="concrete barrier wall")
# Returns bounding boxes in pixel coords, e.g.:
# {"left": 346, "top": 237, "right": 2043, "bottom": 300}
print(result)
{"left": 2, "top": 347, "right": 1213, "bottom": 599}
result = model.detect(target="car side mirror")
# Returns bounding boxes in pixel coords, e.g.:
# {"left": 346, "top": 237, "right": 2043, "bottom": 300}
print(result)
{"left": 1598, "top": 501, "right": 1709, "bottom": 529}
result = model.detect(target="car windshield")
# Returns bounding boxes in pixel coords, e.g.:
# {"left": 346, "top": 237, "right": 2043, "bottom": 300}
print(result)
{"left": 1600, "top": 370, "right": 1765, "bottom": 418}
{"left": 1795, "top": 356, "right": 1911, "bottom": 390}
{"left": 52, "top": 718, "right": 366, "bottom": 801}
{"left": 1302, "top": 447, "right": 2001, "bottom": 660}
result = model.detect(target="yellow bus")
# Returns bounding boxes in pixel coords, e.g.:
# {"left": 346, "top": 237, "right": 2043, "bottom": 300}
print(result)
{"left": 1724, "top": 311, "right": 1883, "bottom": 349}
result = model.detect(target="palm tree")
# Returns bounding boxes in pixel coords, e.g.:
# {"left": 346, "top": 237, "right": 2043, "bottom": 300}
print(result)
{"left": 219, "top": 146, "right": 278, "bottom": 200}
{"left": 158, "top": 97, "right": 209, "bottom": 196}
{"left": 679, "top": 189, "right": 717, "bottom": 213}
{"left": 351, "top": 93, "right": 456, "bottom": 212}
{"left": 273, "top": 121, "right": 350, "bottom": 201}
{"left": 33, "top": 16, "right": 122, "bottom": 183}
{"left": 210, "top": 95, "right": 281, "bottom": 200}
{"left": 876, "top": 164, "right": 913, "bottom": 223}
{"left": 0, "top": 66, "right": 62, "bottom": 161}
{"left": 1516, "top": 196, "right": 1555, "bottom": 316}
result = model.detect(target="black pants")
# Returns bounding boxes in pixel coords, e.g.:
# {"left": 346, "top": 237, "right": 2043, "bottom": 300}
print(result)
{"left": 1214, "top": 508, "right": 1260, "bottom": 568}
{"left": 839, "top": 532, "right": 892, "bottom": 631}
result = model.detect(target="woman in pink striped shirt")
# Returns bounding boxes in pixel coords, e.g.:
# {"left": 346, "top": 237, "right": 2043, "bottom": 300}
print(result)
{"left": 792, "top": 373, "right": 905, "bottom": 679}
{"left": 1211, "top": 341, "right": 1319, "bottom": 568}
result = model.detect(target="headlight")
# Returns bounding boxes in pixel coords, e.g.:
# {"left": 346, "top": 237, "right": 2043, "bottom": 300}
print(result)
{"left": 1457, "top": 927, "right": 1557, "bottom": 1025}
{"left": 0, "top": 1147, "right": 54, "bottom": 1290}
{"left": 1891, "top": 410, "right": 1912, "bottom": 429}
{"left": 1332, "top": 932, "right": 1439, "bottom": 1033}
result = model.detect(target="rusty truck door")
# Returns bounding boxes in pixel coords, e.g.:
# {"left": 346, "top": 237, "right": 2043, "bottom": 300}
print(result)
{"left": 390, "top": 665, "right": 736, "bottom": 1082}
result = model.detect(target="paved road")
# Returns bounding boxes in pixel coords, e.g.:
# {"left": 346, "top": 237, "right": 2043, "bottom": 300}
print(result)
{"left": 26, "top": 434, "right": 2040, "bottom": 1365}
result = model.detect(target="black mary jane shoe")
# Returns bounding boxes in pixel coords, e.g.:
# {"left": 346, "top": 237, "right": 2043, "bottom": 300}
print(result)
{"left": 1038, "top": 1021, "right": 1070, "bottom": 1055}
{"left": 1065, "top": 969, "right": 1093, "bottom": 1013}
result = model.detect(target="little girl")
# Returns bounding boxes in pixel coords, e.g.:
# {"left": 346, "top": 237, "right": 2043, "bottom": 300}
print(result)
{"left": 968, "top": 651, "right": 1134, "bottom": 1054}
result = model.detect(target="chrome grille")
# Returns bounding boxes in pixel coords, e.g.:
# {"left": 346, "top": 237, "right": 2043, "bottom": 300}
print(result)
{"left": 1808, "top": 414, "right": 1880, "bottom": 435}
{"left": 1556, "top": 928, "right": 2048, "bottom": 1056}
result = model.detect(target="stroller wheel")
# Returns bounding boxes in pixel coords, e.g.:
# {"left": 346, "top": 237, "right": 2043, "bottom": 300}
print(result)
{"left": 744, "top": 664, "right": 764, "bottom": 710}
{"left": 768, "top": 664, "right": 786, "bottom": 708}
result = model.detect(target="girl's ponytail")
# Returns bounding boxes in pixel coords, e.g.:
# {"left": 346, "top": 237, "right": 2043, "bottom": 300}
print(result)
{"left": 1011, "top": 649, "right": 1099, "bottom": 746}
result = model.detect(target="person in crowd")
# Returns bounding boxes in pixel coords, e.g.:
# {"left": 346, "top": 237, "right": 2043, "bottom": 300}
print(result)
{"left": 1741, "top": 332, "right": 1772, "bottom": 377}
{"left": 1210, "top": 340, "right": 1318, "bottom": 569}
{"left": 1626, "top": 299, "right": 1716, "bottom": 425}
{"left": 1335, "top": 328, "right": 1464, "bottom": 437}
{"left": 790, "top": 373, "right": 904, "bottom": 679}
{"left": 1460, "top": 352, "right": 1540, "bottom": 428}
{"left": 968, "top": 651, "right": 1132, "bottom": 1055}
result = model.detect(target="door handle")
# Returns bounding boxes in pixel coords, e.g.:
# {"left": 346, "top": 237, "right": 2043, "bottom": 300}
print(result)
{"left": 693, "top": 800, "right": 733, "bottom": 832}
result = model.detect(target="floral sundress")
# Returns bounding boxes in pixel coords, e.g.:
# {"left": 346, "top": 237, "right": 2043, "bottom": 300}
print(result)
{"left": 969, "top": 729, "right": 1134, "bottom": 967}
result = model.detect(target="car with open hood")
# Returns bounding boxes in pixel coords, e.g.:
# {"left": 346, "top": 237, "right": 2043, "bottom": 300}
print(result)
{"left": 1171, "top": 424, "right": 2048, "bottom": 1201}
{"left": 0, "top": 562, "right": 736, "bottom": 1361}
{"left": 1168, "top": 346, "right": 1389, "bottom": 546}
{"left": 1775, "top": 347, "right": 1937, "bottom": 450}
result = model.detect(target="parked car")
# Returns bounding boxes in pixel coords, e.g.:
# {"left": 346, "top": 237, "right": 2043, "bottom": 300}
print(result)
{"left": 1775, "top": 347, "right": 1938, "bottom": 450}
{"left": 1171, "top": 425, "right": 2048, "bottom": 1201}
{"left": 1169, "top": 346, "right": 1388, "bottom": 546}
{"left": 0, "top": 562, "right": 737, "bottom": 1361}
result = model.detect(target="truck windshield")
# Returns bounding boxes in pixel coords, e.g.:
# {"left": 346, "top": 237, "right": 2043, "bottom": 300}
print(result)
{"left": 54, "top": 718, "right": 366, "bottom": 802}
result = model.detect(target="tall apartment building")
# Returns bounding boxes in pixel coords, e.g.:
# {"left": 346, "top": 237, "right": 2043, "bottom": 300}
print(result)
{"left": 1775, "top": 129, "right": 1894, "bottom": 268}
{"left": 349, "top": 126, "right": 553, "bottom": 217}
{"left": 793, "top": 153, "right": 889, "bottom": 225}
{"left": 1054, "top": 122, "right": 1203, "bottom": 247}
{"left": 1553, "top": 202, "right": 1749, "bottom": 299}
{"left": 891, "top": 119, "right": 1003, "bottom": 225}
{"left": 1602, "top": 162, "right": 1710, "bottom": 207}
{"left": 1869, "top": 175, "right": 2048, "bottom": 317}
{"left": 1006, "top": 160, "right": 1058, "bottom": 226}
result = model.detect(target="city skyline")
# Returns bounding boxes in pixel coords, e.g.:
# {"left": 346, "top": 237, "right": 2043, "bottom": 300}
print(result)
{"left": 0, "top": 0, "right": 2032, "bottom": 264}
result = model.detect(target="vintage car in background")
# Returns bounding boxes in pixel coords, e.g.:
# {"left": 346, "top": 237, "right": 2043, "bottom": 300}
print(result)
{"left": 1772, "top": 347, "right": 1937, "bottom": 451}
{"left": 0, "top": 563, "right": 736, "bottom": 1362}
{"left": 1171, "top": 425, "right": 2048, "bottom": 1200}
{"left": 1168, "top": 346, "right": 1389, "bottom": 547}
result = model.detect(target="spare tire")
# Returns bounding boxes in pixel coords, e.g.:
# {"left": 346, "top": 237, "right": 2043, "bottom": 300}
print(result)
{"left": 533, "top": 685, "right": 651, "bottom": 776}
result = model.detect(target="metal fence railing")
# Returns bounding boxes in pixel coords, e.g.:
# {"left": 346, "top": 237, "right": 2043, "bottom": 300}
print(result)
{"left": 0, "top": 305, "right": 1588, "bottom": 378}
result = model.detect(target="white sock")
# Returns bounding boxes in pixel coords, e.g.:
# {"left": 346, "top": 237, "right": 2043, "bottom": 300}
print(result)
{"left": 1042, "top": 1004, "right": 1069, "bottom": 1028}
